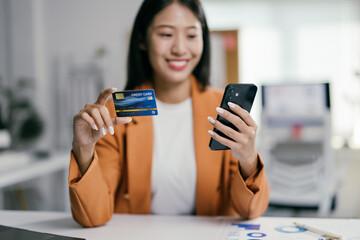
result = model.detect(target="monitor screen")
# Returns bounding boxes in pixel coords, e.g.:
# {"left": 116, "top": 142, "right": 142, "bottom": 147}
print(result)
{"left": 261, "top": 83, "right": 330, "bottom": 117}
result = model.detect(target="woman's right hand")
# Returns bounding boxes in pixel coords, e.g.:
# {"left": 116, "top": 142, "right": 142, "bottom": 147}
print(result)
{"left": 72, "top": 88, "right": 132, "bottom": 175}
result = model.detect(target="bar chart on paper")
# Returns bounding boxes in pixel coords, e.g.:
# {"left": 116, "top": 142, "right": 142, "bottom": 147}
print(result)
{"left": 217, "top": 217, "right": 360, "bottom": 240}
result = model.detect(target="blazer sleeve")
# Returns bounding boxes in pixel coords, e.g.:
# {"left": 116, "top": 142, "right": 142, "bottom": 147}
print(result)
{"left": 229, "top": 153, "right": 270, "bottom": 219}
{"left": 68, "top": 103, "right": 124, "bottom": 227}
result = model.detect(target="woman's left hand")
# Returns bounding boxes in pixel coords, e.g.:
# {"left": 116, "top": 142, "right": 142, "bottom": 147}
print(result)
{"left": 208, "top": 102, "right": 258, "bottom": 179}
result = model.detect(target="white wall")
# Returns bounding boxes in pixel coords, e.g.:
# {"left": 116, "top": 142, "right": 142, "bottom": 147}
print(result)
{"left": 44, "top": 0, "right": 142, "bottom": 88}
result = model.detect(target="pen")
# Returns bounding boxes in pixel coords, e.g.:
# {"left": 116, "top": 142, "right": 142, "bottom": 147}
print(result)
{"left": 293, "top": 222, "right": 342, "bottom": 240}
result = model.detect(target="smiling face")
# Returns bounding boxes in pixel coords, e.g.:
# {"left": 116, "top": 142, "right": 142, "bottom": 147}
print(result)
{"left": 146, "top": 2, "right": 204, "bottom": 87}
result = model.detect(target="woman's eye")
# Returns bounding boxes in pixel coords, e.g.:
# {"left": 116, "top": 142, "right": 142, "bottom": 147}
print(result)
{"left": 188, "top": 34, "right": 197, "bottom": 39}
{"left": 159, "top": 33, "right": 172, "bottom": 37}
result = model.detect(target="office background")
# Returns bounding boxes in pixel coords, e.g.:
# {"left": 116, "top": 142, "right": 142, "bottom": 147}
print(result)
{"left": 0, "top": 0, "right": 359, "bottom": 218}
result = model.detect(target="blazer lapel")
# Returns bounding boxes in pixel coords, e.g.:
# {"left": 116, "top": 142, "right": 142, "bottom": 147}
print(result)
{"left": 191, "top": 77, "right": 224, "bottom": 215}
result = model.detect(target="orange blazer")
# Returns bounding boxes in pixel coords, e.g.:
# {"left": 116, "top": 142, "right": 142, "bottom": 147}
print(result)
{"left": 68, "top": 77, "right": 270, "bottom": 227}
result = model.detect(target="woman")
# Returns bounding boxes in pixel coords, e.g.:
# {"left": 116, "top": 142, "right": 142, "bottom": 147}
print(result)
{"left": 69, "top": 0, "right": 269, "bottom": 227}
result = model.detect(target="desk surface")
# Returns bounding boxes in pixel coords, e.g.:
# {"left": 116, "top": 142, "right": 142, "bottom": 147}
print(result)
{"left": 0, "top": 152, "right": 69, "bottom": 188}
{"left": 0, "top": 210, "right": 359, "bottom": 240}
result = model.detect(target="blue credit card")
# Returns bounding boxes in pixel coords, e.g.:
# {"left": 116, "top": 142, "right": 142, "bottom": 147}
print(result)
{"left": 112, "top": 89, "right": 158, "bottom": 117}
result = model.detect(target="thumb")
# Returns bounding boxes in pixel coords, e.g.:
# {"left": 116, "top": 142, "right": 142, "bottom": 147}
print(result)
{"left": 95, "top": 88, "right": 117, "bottom": 105}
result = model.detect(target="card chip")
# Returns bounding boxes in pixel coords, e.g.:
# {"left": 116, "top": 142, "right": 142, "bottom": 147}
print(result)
{"left": 115, "top": 93, "right": 124, "bottom": 99}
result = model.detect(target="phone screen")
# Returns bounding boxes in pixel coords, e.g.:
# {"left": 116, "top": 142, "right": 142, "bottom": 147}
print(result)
{"left": 209, "top": 83, "right": 257, "bottom": 151}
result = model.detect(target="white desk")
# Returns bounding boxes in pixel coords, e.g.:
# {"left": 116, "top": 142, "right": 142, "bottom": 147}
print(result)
{"left": 0, "top": 152, "right": 69, "bottom": 188}
{"left": 0, "top": 152, "right": 70, "bottom": 210}
{"left": 0, "top": 210, "right": 359, "bottom": 240}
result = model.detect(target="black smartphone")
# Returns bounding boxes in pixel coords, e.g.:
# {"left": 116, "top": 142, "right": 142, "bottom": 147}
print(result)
{"left": 209, "top": 83, "right": 257, "bottom": 151}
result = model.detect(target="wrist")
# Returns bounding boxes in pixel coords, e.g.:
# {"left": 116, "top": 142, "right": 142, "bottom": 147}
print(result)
{"left": 72, "top": 140, "right": 95, "bottom": 153}
{"left": 72, "top": 140, "right": 96, "bottom": 175}
{"left": 238, "top": 152, "right": 258, "bottom": 179}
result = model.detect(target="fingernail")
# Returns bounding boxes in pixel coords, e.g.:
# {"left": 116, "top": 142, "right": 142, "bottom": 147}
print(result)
{"left": 93, "top": 125, "right": 99, "bottom": 131}
{"left": 109, "top": 126, "right": 114, "bottom": 135}
{"left": 101, "top": 127, "right": 107, "bottom": 136}
{"left": 228, "top": 102, "right": 235, "bottom": 108}
{"left": 208, "top": 130, "right": 215, "bottom": 136}
{"left": 125, "top": 117, "right": 132, "bottom": 123}
{"left": 208, "top": 116, "right": 215, "bottom": 124}
{"left": 216, "top": 107, "right": 224, "bottom": 114}
{"left": 112, "top": 87, "right": 118, "bottom": 91}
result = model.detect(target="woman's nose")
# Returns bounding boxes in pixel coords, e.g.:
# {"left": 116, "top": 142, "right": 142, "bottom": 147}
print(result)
{"left": 171, "top": 35, "right": 186, "bottom": 55}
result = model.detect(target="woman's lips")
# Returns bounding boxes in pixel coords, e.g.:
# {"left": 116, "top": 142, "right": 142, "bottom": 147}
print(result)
{"left": 167, "top": 60, "right": 188, "bottom": 70}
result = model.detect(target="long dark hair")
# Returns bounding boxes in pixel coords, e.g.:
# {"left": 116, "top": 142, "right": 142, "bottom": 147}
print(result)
{"left": 125, "top": 0, "right": 210, "bottom": 90}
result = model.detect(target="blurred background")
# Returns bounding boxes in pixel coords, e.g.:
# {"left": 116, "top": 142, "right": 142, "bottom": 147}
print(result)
{"left": 0, "top": 0, "right": 359, "bottom": 218}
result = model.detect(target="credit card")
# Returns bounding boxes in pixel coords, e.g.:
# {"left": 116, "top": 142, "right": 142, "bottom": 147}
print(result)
{"left": 112, "top": 89, "right": 158, "bottom": 117}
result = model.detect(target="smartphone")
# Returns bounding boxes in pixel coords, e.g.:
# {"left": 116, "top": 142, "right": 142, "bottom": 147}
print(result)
{"left": 209, "top": 83, "right": 257, "bottom": 151}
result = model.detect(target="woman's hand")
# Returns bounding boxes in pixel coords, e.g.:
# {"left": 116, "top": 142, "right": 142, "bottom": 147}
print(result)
{"left": 72, "top": 88, "right": 132, "bottom": 175}
{"left": 208, "top": 102, "right": 258, "bottom": 179}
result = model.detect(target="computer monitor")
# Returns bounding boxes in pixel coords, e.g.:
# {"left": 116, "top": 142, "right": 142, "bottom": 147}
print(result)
{"left": 261, "top": 82, "right": 330, "bottom": 118}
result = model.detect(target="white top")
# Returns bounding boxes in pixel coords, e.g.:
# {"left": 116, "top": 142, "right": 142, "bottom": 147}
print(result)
{"left": 151, "top": 97, "right": 197, "bottom": 215}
